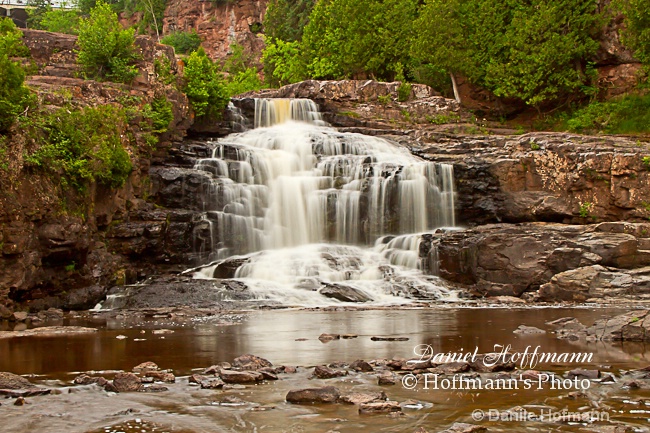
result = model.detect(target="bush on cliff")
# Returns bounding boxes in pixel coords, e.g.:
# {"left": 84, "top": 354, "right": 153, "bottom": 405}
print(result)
{"left": 24, "top": 105, "right": 133, "bottom": 191}
{"left": 564, "top": 94, "right": 650, "bottom": 134}
{"left": 160, "top": 30, "right": 202, "bottom": 55}
{"left": 614, "top": 0, "right": 650, "bottom": 75}
{"left": 0, "top": 18, "right": 33, "bottom": 133}
{"left": 77, "top": 1, "right": 139, "bottom": 83}
{"left": 183, "top": 47, "right": 229, "bottom": 119}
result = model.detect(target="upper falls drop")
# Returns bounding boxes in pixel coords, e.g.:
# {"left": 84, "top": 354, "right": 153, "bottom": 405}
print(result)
{"left": 193, "top": 98, "right": 458, "bottom": 305}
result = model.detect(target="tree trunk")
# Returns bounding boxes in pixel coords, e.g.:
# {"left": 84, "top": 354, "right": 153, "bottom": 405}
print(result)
{"left": 450, "top": 72, "right": 461, "bottom": 104}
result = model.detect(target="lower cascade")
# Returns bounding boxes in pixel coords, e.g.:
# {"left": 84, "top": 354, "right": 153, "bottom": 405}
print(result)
{"left": 192, "top": 98, "right": 459, "bottom": 305}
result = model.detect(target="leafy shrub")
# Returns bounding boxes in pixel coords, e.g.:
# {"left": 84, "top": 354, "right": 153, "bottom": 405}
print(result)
{"left": 225, "top": 68, "right": 262, "bottom": 96}
{"left": 154, "top": 56, "right": 176, "bottom": 86}
{"left": 161, "top": 30, "right": 202, "bottom": 55}
{"left": 77, "top": 1, "right": 139, "bottom": 83}
{"left": 24, "top": 105, "right": 133, "bottom": 191}
{"left": 143, "top": 95, "right": 174, "bottom": 133}
{"left": 614, "top": 0, "right": 650, "bottom": 72}
{"left": 0, "top": 18, "right": 33, "bottom": 132}
{"left": 261, "top": 38, "right": 307, "bottom": 87}
{"left": 565, "top": 94, "right": 650, "bottom": 134}
{"left": 397, "top": 82, "right": 412, "bottom": 102}
{"left": 183, "top": 47, "right": 229, "bottom": 118}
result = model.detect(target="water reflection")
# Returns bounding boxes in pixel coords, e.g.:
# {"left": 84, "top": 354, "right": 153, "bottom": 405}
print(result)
{"left": 0, "top": 308, "right": 644, "bottom": 376}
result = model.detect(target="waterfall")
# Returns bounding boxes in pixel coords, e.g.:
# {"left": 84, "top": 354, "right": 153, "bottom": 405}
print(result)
{"left": 192, "top": 98, "right": 458, "bottom": 304}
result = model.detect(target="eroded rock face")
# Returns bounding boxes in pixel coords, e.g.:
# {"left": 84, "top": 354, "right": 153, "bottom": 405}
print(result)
{"left": 414, "top": 132, "right": 650, "bottom": 226}
{"left": 421, "top": 222, "right": 650, "bottom": 298}
{"left": 159, "top": 0, "right": 266, "bottom": 61}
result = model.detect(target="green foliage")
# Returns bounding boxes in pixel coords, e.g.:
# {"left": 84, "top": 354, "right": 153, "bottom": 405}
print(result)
{"left": 28, "top": 0, "right": 80, "bottom": 35}
{"left": 225, "top": 68, "right": 262, "bottom": 96}
{"left": 24, "top": 105, "right": 133, "bottom": 191}
{"left": 614, "top": 0, "right": 650, "bottom": 72}
{"left": 397, "top": 82, "right": 412, "bottom": 102}
{"left": 183, "top": 47, "right": 229, "bottom": 119}
{"left": 41, "top": 9, "right": 81, "bottom": 35}
{"left": 412, "top": 0, "right": 601, "bottom": 106}
{"left": 426, "top": 112, "right": 460, "bottom": 124}
{"left": 377, "top": 95, "right": 392, "bottom": 105}
{"left": 222, "top": 42, "right": 262, "bottom": 96}
{"left": 0, "top": 136, "right": 9, "bottom": 170}
{"left": 642, "top": 156, "right": 650, "bottom": 169}
{"left": 302, "top": 0, "right": 418, "bottom": 80}
{"left": 261, "top": 38, "right": 307, "bottom": 87}
{"left": 154, "top": 56, "right": 176, "bottom": 86}
{"left": 579, "top": 201, "right": 593, "bottom": 218}
{"left": 0, "top": 18, "right": 33, "bottom": 133}
{"left": 565, "top": 94, "right": 650, "bottom": 134}
{"left": 64, "top": 261, "right": 76, "bottom": 272}
{"left": 264, "top": 0, "right": 316, "bottom": 42}
{"left": 77, "top": 1, "right": 139, "bottom": 83}
{"left": 531, "top": 143, "right": 541, "bottom": 151}
{"left": 160, "top": 30, "right": 202, "bottom": 55}
{"left": 143, "top": 95, "right": 173, "bottom": 133}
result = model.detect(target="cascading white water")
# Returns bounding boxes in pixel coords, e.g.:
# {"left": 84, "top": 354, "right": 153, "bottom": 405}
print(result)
{"left": 193, "top": 98, "right": 458, "bottom": 305}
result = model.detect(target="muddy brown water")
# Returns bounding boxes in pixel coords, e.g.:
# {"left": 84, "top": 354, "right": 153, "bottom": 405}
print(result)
{"left": 0, "top": 307, "right": 649, "bottom": 433}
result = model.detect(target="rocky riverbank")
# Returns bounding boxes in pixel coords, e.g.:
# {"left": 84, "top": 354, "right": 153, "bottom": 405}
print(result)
{"left": 1, "top": 309, "right": 649, "bottom": 433}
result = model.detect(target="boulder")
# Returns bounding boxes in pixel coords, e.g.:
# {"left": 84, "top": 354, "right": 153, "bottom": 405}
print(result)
{"left": 339, "top": 391, "right": 387, "bottom": 405}
{"left": 286, "top": 386, "right": 341, "bottom": 404}
{"left": 218, "top": 370, "right": 263, "bottom": 384}
{"left": 313, "top": 365, "right": 348, "bottom": 379}
{"left": 232, "top": 354, "right": 272, "bottom": 370}
{"left": 358, "top": 401, "right": 402, "bottom": 414}
{"left": 320, "top": 283, "right": 372, "bottom": 303}
{"left": 0, "top": 372, "right": 34, "bottom": 390}
{"left": 112, "top": 373, "right": 142, "bottom": 392}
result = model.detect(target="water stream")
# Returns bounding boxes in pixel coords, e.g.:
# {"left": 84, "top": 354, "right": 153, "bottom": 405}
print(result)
{"left": 192, "top": 99, "right": 457, "bottom": 305}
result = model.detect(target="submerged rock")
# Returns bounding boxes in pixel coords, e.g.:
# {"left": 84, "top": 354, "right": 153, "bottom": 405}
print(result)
{"left": 586, "top": 310, "right": 650, "bottom": 342}
{"left": 513, "top": 325, "right": 545, "bottom": 334}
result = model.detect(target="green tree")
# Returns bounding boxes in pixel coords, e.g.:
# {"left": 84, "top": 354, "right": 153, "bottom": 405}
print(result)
{"left": 183, "top": 47, "right": 229, "bottom": 118}
{"left": 76, "top": 1, "right": 139, "bottom": 83}
{"left": 0, "top": 18, "right": 32, "bottom": 132}
{"left": 264, "top": 0, "right": 316, "bottom": 42}
{"left": 412, "top": 0, "right": 601, "bottom": 106}
{"left": 261, "top": 38, "right": 307, "bottom": 86}
{"left": 301, "top": 0, "right": 418, "bottom": 80}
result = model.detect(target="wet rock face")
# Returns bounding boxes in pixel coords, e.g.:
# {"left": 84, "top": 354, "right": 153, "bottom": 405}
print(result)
{"left": 421, "top": 222, "right": 650, "bottom": 298}
{"left": 415, "top": 132, "right": 650, "bottom": 226}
